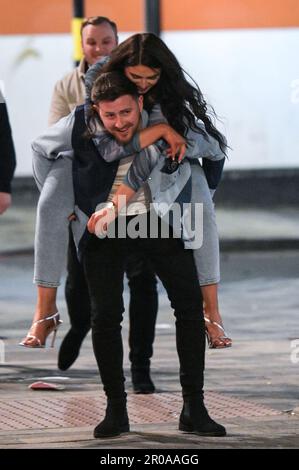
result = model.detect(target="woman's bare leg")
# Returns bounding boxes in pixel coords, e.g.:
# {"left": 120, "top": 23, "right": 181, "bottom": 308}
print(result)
{"left": 20, "top": 286, "right": 60, "bottom": 347}
{"left": 201, "top": 283, "right": 232, "bottom": 348}
{"left": 21, "top": 151, "right": 75, "bottom": 347}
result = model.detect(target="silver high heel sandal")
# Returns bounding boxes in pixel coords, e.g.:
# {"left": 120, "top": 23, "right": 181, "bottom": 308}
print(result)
{"left": 19, "top": 312, "right": 63, "bottom": 348}
{"left": 204, "top": 316, "right": 232, "bottom": 349}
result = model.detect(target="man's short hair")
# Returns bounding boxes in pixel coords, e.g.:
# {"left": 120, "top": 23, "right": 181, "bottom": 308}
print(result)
{"left": 91, "top": 71, "right": 139, "bottom": 104}
{"left": 81, "top": 16, "right": 118, "bottom": 39}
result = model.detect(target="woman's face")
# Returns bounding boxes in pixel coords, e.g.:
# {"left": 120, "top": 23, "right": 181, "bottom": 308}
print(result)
{"left": 125, "top": 65, "right": 161, "bottom": 94}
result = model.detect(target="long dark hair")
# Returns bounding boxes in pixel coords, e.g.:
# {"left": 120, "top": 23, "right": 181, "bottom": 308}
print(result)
{"left": 103, "top": 33, "right": 227, "bottom": 153}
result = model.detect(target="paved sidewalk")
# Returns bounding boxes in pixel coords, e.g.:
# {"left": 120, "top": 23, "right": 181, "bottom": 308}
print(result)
{"left": 0, "top": 249, "right": 299, "bottom": 449}
{"left": 1, "top": 198, "right": 299, "bottom": 449}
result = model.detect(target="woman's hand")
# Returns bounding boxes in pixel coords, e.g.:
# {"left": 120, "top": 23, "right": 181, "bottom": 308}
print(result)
{"left": 161, "top": 125, "right": 186, "bottom": 162}
{"left": 87, "top": 206, "right": 116, "bottom": 237}
{"left": 138, "top": 123, "right": 186, "bottom": 161}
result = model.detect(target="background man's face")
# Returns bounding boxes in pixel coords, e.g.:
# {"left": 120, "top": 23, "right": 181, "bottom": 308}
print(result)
{"left": 96, "top": 95, "right": 143, "bottom": 144}
{"left": 81, "top": 23, "right": 117, "bottom": 65}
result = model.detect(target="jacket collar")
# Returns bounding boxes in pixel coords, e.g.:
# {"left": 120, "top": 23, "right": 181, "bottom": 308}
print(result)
{"left": 78, "top": 58, "right": 88, "bottom": 80}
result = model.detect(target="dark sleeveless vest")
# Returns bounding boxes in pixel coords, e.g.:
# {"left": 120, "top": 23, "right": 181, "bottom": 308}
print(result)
{"left": 71, "top": 105, "right": 119, "bottom": 253}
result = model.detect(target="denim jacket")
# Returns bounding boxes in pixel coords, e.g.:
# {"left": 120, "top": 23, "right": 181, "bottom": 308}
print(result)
{"left": 32, "top": 106, "right": 225, "bottom": 251}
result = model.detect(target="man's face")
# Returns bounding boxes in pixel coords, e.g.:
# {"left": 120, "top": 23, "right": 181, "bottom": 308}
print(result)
{"left": 95, "top": 95, "right": 143, "bottom": 144}
{"left": 81, "top": 23, "right": 118, "bottom": 65}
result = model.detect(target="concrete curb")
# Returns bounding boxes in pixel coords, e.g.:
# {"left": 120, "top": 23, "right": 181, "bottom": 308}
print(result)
{"left": 220, "top": 238, "right": 299, "bottom": 251}
{"left": 0, "top": 247, "right": 34, "bottom": 257}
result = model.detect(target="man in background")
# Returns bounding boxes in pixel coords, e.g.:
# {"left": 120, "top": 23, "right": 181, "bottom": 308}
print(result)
{"left": 49, "top": 16, "right": 118, "bottom": 125}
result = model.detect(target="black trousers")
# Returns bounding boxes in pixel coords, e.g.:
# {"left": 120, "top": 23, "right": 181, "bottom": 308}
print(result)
{"left": 82, "top": 215, "right": 205, "bottom": 401}
{"left": 65, "top": 231, "right": 158, "bottom": 368}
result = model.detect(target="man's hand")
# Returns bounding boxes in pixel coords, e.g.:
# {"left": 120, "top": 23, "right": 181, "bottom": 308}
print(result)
{"left": 0, "top": 192, "right": 12, "bottom": 215}
{"left": 87, "top": 206, "right": 116, "bottom": 237}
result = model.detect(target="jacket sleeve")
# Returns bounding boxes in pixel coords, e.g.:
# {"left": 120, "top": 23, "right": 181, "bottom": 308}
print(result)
{"left": 32, "top": 111, "right": 74, "bottom": 160}
{"left": 0, "top": 93, "right": 16, "bottom": 193}
{"left": 147, "top": 104, "right": 168, "bottom": 125}
{"left": 185, "top": 123, "right": 226, "bottom": 190}
{"left": 48, "top": 79, "right": 73, "bottom": 126}
{"left": 185, "top": 123, "right": 226, "bottom": 161}
{"left": 84, "top": 56, "right": 110, "bottom": 105}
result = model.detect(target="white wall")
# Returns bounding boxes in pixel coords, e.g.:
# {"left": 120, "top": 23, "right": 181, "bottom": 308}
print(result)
{"left": 164, "top": 28, "right": 299, "bottom": 170}
{"left": 1, "top": 28, "right": 298, "bottom": 176}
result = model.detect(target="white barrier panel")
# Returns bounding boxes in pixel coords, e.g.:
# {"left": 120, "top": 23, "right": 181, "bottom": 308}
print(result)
{"left": 1, "top": 28, "right": 299, "bottom": 175}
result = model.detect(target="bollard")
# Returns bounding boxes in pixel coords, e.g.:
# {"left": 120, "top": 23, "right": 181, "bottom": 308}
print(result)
{"left": 72, "top": 0, "right": 85, "bottom": 67}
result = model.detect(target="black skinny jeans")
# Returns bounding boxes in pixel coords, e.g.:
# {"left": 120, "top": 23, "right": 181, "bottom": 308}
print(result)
{"left": 82, "top": 215, "right": 205, "bottom": 401}
{"left": 65, "top": 231, "right": 158, "bottom": 368}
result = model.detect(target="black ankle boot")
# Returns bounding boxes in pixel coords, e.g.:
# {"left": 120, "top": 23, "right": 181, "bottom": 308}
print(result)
{"left": 58, "top": 327, "right": 89, "bottom": 371}
{"left": 179, "top": 396, "right": 226, "bottom": 437}
{"left": 94, "top": 399, "right": 130, "bottom": 438}
{"left": 131, "top": 367, "right": 155, "bottom": 394}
